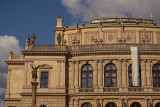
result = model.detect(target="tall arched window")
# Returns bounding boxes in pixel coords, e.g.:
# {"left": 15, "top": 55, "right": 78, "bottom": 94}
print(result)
{"left": 155, "top": 102, "right": 160, "bottom": 107}
{"left": 130, "top": 102, "right": 141, "bottom": 107}
{"left": 104, "top": 63, "right": 117, "bottom": 87}
{"left": 152, "top": 64, "right": 160, "bottom": 87}
{"left": 128, "top": 64, "right": 141, "bottom": 87}
{"left": 81, "top": 64, "right": 93, "bottom": 88}
{"left": 81, "top": 102, "right": 92, "bottom": 107}
{"left": 105, "top": 102, "right": 117, "bottom": 107}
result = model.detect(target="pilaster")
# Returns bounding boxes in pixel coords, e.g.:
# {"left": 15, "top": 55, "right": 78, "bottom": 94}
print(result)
{"left": 98, "top": 60, "right": 103, "bottom": 92}
{"left": 146, "top": 60, "right": 152, "bottom": 89}
{"left": 122, "top": 59, "right": 128, "bottom": 92}
{"left": 75, "top": 61, "right": 79, "bottom": 92}
{"left": 141, "top": 59, "right": 147, "bottom": 88}
{"left": 94, "top": 60, "right": 98, "bottom": 92}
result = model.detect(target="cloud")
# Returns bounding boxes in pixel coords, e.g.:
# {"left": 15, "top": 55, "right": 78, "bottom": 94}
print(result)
{"left": 0, "top": 35, "right": 22, "bottom": 107}
{"left": 61, "top": 0, "right": 160, "bottom": 23}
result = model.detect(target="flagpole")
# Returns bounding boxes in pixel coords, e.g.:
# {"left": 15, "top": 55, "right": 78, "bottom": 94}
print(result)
{"left": 98, "top": 22, "right": 99, "bottom": 44}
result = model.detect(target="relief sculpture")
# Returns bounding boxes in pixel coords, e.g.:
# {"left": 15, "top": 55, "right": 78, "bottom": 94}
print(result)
{"left": 104, "top": 32, "right": 117, "bottom": 43}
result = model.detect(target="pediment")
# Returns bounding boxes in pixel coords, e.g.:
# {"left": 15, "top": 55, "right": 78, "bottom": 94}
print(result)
{"left": 39, "top": 64, "right": 52, "bottom": 69}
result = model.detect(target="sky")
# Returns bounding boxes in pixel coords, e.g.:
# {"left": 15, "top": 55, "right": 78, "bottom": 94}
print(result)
{"left": 0, "top": 0, "right": 160, "bottom": 106}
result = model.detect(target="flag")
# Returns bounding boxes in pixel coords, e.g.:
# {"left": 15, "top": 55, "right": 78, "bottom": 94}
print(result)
{"left": 121, "top": 22, "right": 124, "bottom": 33}
{"left": 76, "top": 23, "right": 82, "bottom": 34}
{"left": 131, "top": 47, "right": 139, "bottom": 86}
{"left": 98, "top": 23, "right": 103, "bottom": 32}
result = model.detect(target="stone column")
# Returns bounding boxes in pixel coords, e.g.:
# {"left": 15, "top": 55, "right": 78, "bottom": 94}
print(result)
{"left": 71, "top": 61, "right": 75, "bottom": 88}
{"left": 75, "top": 61, "right": 79, "bottom": 88}
{"left": 122, "top": 59, "right": 127, "bottom": 87}
{"left": 60, "top": 60, "right": 65, "bottom": 87}
{"left": 98, "top": 60, "right": 103, "bottom": 87}
{"left": 141, "top": 59, "right": 147, "bottom": 87}
{"left": 31, "top": 81, "right": 38, "bottom": 107}
{"left": 74, "top": 99, "right": 79, "bottom": 107}
{"left": 118, "top": 59, "right": 122, "bottom": 87}
{"left": 93, "top": 60, "right": 98, "bottom": 87}
{"left": 146, "top": 60, "right": 152, "bottom": 87}
{"left": 57, "top": 60, "right": 61, "bottom": 87}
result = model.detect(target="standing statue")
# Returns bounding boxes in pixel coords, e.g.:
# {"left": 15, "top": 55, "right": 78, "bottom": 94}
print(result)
{"left": 96, "top": 100, "right": 101, "bottom": 107}
{"left": 30, "top": 64, "right": 40, "bottom": 80}
{"left": 57, "top": 33, "right": 61, "bottom": 45}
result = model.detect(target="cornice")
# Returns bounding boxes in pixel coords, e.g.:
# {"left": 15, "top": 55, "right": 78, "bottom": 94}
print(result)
{"left": 3, "top": 98, "right": 21, "bottom": 101}
{"left": 5, "top": 61, "right": 25, "bottom": 65}
{"left": 22, "top": 51, "right": 68, "bottom": 56}
{"left": 70, "top": 51, "right": 160, "bottom": 56}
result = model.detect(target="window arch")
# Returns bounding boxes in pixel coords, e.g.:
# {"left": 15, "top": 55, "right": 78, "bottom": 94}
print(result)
{"left": 81, "top": 64, "right": 93, "bottom": 88}
{"left": 105, "top": 102, "right": 117, "bottom": 107}
{"left": 40, "top": 105, "right": 47, "bottom": 107}
{"left": 104, "top": 63, "right": 117, "bottom": 87}
{"left": 130, "top": 102, "right": 141, "bottom": 107}
{"left": 81, "top": 102, "right": 92, "bottom": 107}
{"left": 128, "top": 64, "right": 141, "bottom": 87}
{"left": 152, "top": 64, "right": 160, "bottom": 87}
{"left": 155, "top": 102, "right": 160, "bottom": 107}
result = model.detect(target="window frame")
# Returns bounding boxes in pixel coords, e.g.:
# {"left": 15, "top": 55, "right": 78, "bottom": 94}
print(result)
{"left": 152, "top": 63, "right": 160, "bottom": 88}
{"left": 81, "top": 64, "right": 93, "bottom": 88}
{"left": 40, "top": 71, "right": 49, "bottom": 88}
{"left": 104, "top": 63, "right": 117, "bottom": 87}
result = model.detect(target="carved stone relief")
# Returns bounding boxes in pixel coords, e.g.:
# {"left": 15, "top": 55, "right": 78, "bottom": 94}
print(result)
{"left": 103, "top": 31, "right": 117, "bottom": 43}
{"left": 123, "top": 31, "right": 136, "bottom": 43}
{"left": 86, "top": 32, "right": 98, "bottom": 44}
{"left": 139, "top": 31, "right": 153, "bottom": 43}
{"left": 69, "top": 33, "right": 81, "bottom": 45}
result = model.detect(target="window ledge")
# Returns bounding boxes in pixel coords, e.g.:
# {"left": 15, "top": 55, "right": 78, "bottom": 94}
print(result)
{"left": 80, "top": 88, "right": 94, "bottom": 92}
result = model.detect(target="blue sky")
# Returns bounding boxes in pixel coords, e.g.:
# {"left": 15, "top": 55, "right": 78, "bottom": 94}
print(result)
{"left": 0, "top": 0, "right": 160, "bottom": 106}
{"left": 0, "top": 0, "right": 73, "bottom": 49}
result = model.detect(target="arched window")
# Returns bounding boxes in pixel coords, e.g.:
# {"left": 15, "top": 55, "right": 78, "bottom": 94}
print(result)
{"left": 130, "top": 102, "right": 141, "bottom": 107}
{"left": 81, "top": 102, "right": 92, "bottom": 107}
{"left": 105, "top": 102, "right": 117, "bottom": 107}
{"left": 152, "top": 64, "right": 160, "bottom": 87}
{"left": 155, "top": 102, "right": 160, "bottom": 107}
{"left": 81, "top": 64, "right": 93, "bottom": 88}
{"left": 128, "top": 64, "right": 141, "bottom": 87}
{"left": 40, "top": 105, "right": 47, "bottom": 107}
{"left": 104, "top": 63, "right": 117, "bottom": 87}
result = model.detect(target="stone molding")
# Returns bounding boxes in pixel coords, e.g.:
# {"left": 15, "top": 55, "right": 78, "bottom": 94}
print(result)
{"left": 39, "top": 64, "right": 52, "bottom": 69}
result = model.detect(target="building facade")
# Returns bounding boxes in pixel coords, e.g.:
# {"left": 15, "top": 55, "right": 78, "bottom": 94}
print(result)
{"left": 4, "top": 17, "right": 160, "bottom": 107}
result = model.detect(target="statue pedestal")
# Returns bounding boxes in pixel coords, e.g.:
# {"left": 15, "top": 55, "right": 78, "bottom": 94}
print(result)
{"left": 31, "top": 80, "right": 38, "bottom": 107}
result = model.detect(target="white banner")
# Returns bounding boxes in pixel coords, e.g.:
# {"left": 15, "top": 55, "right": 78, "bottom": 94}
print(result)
{"left": 131, "top": 47, "right": 139, "bottom": 86}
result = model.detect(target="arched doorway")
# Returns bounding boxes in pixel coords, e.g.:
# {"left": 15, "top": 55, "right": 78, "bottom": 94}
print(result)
{"left": 81, "top": 102, "right": 92, "bottom": 107}
{"left": 155, "top": 103, "right": 160, "bottom": 107}
{"left": 130, "top": 102, "right": 141, "bottom": 107}
{"left": 105, "top": 102, "right": 117, "bottom": 107}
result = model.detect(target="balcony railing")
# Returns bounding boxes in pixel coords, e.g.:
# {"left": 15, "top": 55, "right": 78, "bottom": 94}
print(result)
{"left": 30, "top": 43, "right": 160, "bottom": 52}
{"left": 11, "top": 55, "right": 24, "bottom": 59}
{"left": 128, "top": 87, "right": 144, "bottom": 92}
{"left": 103, "top": 87, "right": 119, "bottom": 92}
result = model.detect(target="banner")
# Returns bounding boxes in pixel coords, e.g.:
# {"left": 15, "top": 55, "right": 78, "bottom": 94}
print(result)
{"left": 131, "top": 47, "right": 139, "bottom": 86}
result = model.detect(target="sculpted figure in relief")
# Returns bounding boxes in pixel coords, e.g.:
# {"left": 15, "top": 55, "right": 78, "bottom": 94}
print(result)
{"left": 30, "top": 64, "right": 40, "bottom": 80}
{"left": 57, "top": 33, "right": 61, "bottom": 45}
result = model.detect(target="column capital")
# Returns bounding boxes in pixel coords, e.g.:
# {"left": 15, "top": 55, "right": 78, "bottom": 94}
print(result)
{"left": 147, "top": 59, "right": 152, "bottom": 63}
{"left": 123, "top": 59, "right": 128, "bottom": 62}
{"left": 61, "top": 60, "right": 66, "bottom": 63}
{"left": 142, "top": 59, "right": 147, "bottom": 62}
{"left": 118, "top": 59, "right": 123, "bottom": 62}
{"left": 94, "top": 59, "right": 99, "bottom": 63}
{"left": 75, "top": 60, "right": 80, "bottom": 64}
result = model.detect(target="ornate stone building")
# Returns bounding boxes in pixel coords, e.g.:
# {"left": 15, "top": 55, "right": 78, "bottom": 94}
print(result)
{"left": 4, "top": 17, "right": 160, "bottom": 107}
